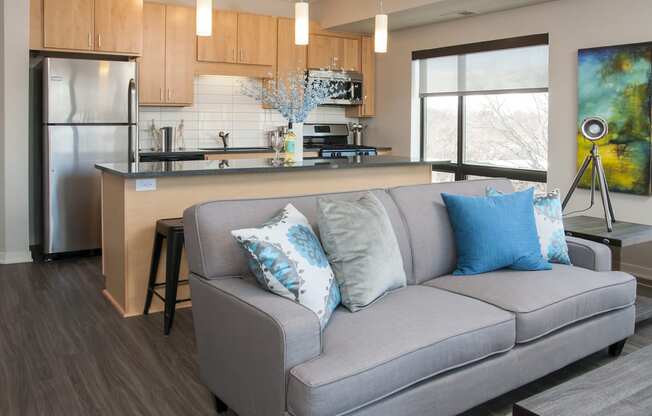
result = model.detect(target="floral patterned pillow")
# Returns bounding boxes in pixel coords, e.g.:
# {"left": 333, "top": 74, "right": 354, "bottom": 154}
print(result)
{"left": 232, "top": 204, "right": 340, "bottom": 328}
{"left": 487, "top": 187, "right": 571, "bottom": 265}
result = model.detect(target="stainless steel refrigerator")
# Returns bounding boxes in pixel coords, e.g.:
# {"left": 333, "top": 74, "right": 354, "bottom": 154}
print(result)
{"left": 43, "top": 58, "right": 138, "bottom": 255}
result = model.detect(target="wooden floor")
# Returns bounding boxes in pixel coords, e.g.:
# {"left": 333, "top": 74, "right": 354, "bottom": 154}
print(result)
{"left": 1, "top": 257, "right": 651, "bottom": 416}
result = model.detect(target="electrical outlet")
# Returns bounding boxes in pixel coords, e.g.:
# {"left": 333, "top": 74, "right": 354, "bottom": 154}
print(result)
{"left": 135, "top": 178, "right": 157, "bottom": 192}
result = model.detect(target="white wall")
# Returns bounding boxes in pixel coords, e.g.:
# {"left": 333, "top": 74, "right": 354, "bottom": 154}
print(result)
{"left": 139, "top": 75, "right": 358, "bottom": 150}
{"left": 0, "top": 0, "right": 30, "bottom": 264}
{"left": 367, "top": 0, "right": 652, "bottom": 277}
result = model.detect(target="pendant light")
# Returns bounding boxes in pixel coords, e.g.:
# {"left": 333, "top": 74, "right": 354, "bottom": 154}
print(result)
{"left": 196, "top": 0, "right": 213, "bottom": 37}
{"left": 295, "top": 1, "right": 310, "bottom": 46}
{"left": 374, "top": 0, "right": 388, "bottom": 53}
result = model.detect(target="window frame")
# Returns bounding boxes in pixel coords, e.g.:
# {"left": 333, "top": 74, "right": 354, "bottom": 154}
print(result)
{"left": 415, "top": 34, "right": 549, "bottom": 184}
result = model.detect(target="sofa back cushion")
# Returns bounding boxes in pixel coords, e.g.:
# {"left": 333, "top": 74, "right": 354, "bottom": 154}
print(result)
{"left": 389, "top": 179, "right": 514, "bottom": 284}
{"left": 184, "top": 189, "right": 413, "bottom": 281}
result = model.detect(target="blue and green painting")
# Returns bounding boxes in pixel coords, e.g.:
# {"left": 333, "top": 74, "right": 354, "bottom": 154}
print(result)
{"left": 577, "top": 43, "right": 652, "bottom": 195}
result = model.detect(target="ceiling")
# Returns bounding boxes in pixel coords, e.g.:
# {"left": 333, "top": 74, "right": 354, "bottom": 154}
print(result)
{"left": 319, "top": 0, "right": 556, "bottom": 33}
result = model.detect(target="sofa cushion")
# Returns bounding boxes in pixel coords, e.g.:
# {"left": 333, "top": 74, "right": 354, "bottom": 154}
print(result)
{"left": 317, "top": 192, "right": 407, "bottom": 312}
{"left": 441, "top": 188, "right": 551, "bottom": 275}
{"left": 425, "top": 264, "right": 636, "bottom": 343}
{"left": 388, "top": 179, "right": 514, "bottom": 284}
{"left": 286, "top": 286, "right": 515, "bottom": 416}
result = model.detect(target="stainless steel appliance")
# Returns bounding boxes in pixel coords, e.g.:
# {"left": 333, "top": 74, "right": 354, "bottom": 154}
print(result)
{"left": 303, "top": 123, "right": 377, "bottom": 158}
{"left": 43, "top": 58, "right": 137, "bottom": 255}
{"left": 350, "top": 122, "right": 366, "bottom": 146}
{"left": 160, "top": 126, "right": 174, "bottom": 152}
{"left": 307, "top": 70, "right": 363, "bottom": 105}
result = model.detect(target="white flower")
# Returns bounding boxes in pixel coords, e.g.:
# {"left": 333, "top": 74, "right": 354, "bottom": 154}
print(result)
{"left": 240, "top": 70, "right": 336, "bottom": 123}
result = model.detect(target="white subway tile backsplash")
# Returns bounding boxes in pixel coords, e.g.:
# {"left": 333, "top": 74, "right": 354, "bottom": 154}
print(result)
{"left": 138, "top": 75, "right": 358, "bottom": 151}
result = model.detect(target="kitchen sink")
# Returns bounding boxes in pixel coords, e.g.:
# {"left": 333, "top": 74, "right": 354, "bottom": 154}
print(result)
{"left": 198, "top": 147, "right": 272, "bottom": 152}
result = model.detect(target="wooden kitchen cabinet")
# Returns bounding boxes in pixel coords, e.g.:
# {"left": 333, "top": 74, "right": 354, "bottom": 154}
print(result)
{"left": 277, "top": 17, "right": 307, "bottom": 78}
{"left": 94, "top": 0, "right": 143, "bottom": 54}
{"left": 198, "top": 12, "right": 276, "bottom": 67}
{"left": 237, "top": 14, "right": 277, "bottom": 66}
{"left": 164, "top": 5, "right": 195, "bottom": 105}
{"left": 307, "top": 34, "right": 340, "bottom": 69}
{"left": 197, "top": 10, "right": 238, "bottom": 63}
{"left": 347, "top": 36, "right": 375, "bottom": 117}
{"left": 138, "top": 2, "right": 166, "bottom": 104}
{"left": 307, "top": 34, "right": 360, "bottom": 71}
{"left": 39, "top": 0, "right": 142, "bottom": 54}
{"left": 342, "top": 38, "right": 361, "bottom": 71}
{"left": 139, "top": 3, "right": 194, "bottom": 106}
{"left": 43, "top": 0, "right": 93, "bottom": 51}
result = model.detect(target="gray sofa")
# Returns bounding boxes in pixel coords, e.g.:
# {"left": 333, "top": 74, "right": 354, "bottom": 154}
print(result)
{"left": 183, "top": 179, "right": 636, "bottom": 416}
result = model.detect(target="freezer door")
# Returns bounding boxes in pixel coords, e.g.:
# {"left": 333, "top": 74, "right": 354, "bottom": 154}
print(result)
{"left": 44, "top": 58, "right": 136, "bottom": 124}
{"left": 44, "top": 126, "right": 130, "bottom": 254}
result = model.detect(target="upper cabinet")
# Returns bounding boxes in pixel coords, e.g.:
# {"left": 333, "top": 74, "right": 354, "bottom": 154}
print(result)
{"left": 36, "top": 0, "right": 143, "bottom": 55}
{"left": 94, "top": 0, "right": 143, "bottom": 54}
{"left": 43, "top": 0, "right": 93, "bottom": 51}
{"left": 198, "top": 12, "right": 277, "bottom": 67}
{"left": 307, "top": 34, "right": 360, "bottom": 72}
{"left": 164, "top": 5, "right": 195, "bottom": 104}
{"left": 237, "top": 14, "right": 277, "bottom": 66}
{"left": 346, "top": 36, "right": 375, "bottom": 118}
{"left": 197, "top": 11, "right": 238, "bottom": 63}
{"left": 138, "top": 2, "right": 166, "bottom": 104}
{"left": 277, "top": 18, "right": 307, "bottom": 78}
{"left": 139, "top": 3, "right": 194, "bottom": 106}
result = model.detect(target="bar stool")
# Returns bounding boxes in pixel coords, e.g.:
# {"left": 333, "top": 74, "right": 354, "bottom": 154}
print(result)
{"left": 143, "top": 218, "right": 188, "bottom": 335}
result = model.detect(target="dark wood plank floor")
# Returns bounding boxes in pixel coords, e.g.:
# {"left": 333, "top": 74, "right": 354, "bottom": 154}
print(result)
{"left": 1, "top": 257, "right": 651, "bottom": 416}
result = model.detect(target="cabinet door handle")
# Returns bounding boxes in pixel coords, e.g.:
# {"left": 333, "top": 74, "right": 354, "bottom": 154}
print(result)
{"left": 240, "top": 49, "right": 244, "bottom": 62}
{"left": 167, "top": 89, "right": 172, "bottom": 101}
{"left": 232, "top": 48, "right": 236, "bottom": 62}
{"left": 160, "top": 88, "right": 163, "bottom": 101}
{"left": 88, "top": 32, "right": 92, "bottom": 48}
{"left": 98, "top": 34, "right": 102, "bottom": 48}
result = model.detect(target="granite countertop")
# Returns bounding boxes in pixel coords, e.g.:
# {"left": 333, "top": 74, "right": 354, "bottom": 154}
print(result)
{"left": 96, "top": 156, "right": 434, "bottom": 178}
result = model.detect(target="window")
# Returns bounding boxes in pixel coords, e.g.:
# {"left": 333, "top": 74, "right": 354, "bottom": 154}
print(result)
{"left": 414, "top": 35, "right": 549, "bottom": 185}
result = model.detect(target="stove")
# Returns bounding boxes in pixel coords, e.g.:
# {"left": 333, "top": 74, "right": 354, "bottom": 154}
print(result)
{"left": 303, "top": 123, "right": 377, "bottom": 159}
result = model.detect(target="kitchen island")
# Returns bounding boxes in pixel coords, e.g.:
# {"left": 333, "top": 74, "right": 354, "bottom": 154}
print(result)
{"left": 96, "top": 156, "right": 433, "bottom": 317}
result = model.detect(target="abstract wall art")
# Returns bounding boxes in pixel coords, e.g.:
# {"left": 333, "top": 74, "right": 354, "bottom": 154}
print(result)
{"left": 577, "top": 42, "right": 652, "bottom": 195}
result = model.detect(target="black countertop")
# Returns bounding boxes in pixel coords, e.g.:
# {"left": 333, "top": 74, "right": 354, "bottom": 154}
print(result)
{"left": 95, "top": 156, "right": 435, "bottom": 178}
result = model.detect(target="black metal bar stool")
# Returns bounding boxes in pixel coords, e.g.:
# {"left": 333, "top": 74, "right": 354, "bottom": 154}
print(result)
{"left": 143, "top": 218, "right": 188, "bottom": 335}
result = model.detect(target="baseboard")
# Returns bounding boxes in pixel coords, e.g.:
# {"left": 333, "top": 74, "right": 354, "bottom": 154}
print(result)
{"left": 0, "top": 250, "right": 33, "bottom": 264}
{"left": 621, "top": 261, "right": 652, "bottom": 283}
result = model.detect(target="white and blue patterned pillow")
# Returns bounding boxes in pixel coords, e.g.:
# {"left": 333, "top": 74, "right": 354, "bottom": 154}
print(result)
{"left": 231, "top": 204, "right": 340, "bottom": 328}
{"left": 487, "top": 187, "right": 571, "bottom": 265}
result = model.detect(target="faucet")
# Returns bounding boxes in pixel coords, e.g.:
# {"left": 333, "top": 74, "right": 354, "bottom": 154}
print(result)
{"left": 218, "top": 131, "right": 230, "bottom": 150}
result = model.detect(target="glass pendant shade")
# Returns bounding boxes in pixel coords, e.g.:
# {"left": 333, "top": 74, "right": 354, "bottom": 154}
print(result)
{"left": 374, "top": 14, "right": 388, "bottom": 53}
{"left": 196, "top": 0, "right": 212, "bottom": 37}
{"left": 295, "top": 2, "right": 310, "bottom": 46}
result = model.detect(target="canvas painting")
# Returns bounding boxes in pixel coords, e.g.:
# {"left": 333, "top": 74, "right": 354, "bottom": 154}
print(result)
{"left": 577, "top": 43, "right": 652, "bottom": 195}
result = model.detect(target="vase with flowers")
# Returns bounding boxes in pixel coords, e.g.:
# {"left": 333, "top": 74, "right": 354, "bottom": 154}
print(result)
{"left": 241, "top": 70, "right": 334, "bottom": 161}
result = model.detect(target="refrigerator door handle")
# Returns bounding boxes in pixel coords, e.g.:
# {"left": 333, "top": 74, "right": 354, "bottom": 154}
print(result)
{"left": 128, "top": 78, "right": 139, "bottom": 165}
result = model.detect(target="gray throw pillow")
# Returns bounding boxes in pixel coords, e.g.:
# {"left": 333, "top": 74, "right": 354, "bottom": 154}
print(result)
{"left": 317, "top": 192, "right": 406, "bottom": 312}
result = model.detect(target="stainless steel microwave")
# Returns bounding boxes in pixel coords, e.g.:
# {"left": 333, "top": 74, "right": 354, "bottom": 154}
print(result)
{"left": 307, "top": 69, "right": 363, "bottom": 106}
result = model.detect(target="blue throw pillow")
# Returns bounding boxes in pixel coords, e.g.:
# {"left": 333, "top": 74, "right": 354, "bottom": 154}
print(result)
{"left": 441, "top": 188, "right": 552, "bottom": 275}
{"left": 486, "top": 187, "right": 571, "bottom": 265}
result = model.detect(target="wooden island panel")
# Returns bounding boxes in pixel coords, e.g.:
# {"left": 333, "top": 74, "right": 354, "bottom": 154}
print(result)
{"left": 101, "top": 163, "right": 431, "bottom": 316}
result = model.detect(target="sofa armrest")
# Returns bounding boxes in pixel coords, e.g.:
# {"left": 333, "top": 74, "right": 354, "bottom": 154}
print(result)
{"left": 189, "top": 274, "right": 321, "bottom": 416}
{"left": 566, "top": 236, "right": 612, "bottom": 271}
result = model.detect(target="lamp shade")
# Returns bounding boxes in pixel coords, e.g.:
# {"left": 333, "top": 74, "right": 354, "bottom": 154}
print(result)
{"left": 295, "top": 2, "right": 309, "bottom": 46}
{"left": 374, "top": 14, "right": 388, "bottom": 53}
{"left": 196, "top": 0, "right": 212, "bottom": 37}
